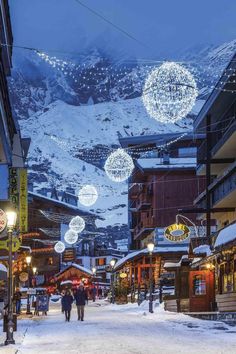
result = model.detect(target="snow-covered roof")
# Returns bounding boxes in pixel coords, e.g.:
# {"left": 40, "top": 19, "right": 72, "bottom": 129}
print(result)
{"left": 29, "top": 191, "right": 102, "bottom": 219}
{"left": 164, "top": 256, "right": 202, "bottom": 269}
{"left": 137, "top": 157, "right": 196, "bottom": 170}
{"left": 193, "top": 244, "right": 212, "bottom": 256}
{"left": 114, "top": 245, "right": 188, "bottom": 270}
{"left": 60, "top": 280, "right": 73, "bottom": 286}
{"left": 164, "top": 261, "right": 181, "bottom": 268}
{"left": 214, "top": 223, "right": 236, "bottom": 248}
{"left": 55, "top": 263, "right": 93, "bottom": 278}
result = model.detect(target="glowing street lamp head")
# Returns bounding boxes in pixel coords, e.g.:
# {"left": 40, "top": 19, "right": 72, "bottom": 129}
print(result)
{"left": 110, "top": 259, "right": 116, "bottom": 268}
{"left": 92, "top": 267, "right": 96, "bottom": 275}
{"left": 32, "top": 267, "right": 37, "bottom": 275}
{"left": 26, "top": 256, "right": 32, "bottom": 265}
{"left": 147, "top": 242, "right": 155, "bottom": 254}
{"left": 6, "top": 211, "right": 17, "bottom": 230}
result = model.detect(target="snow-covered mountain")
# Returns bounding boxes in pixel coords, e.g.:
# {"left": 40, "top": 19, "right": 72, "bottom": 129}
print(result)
{"left": 8, "top": 40, "right": 236, "bottom": 235}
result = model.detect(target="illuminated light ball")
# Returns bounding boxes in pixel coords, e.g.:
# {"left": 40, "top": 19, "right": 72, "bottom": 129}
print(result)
{"left": 69, "top": 216, "right": 85, "bottom": 233}
{"left": 64, "top": 230, "right": 78, "bottom": 245}
{"left": 104, "top": 148, "right": 134, "bottom": 182}
{"left": 54, "top": 241, "right": 65, "bottom": 253}
{"left": 142, "top": 62, "right": 198, "bottom": 123}
{"left": 78, "top": 185, "right": 98, "bottom": 207}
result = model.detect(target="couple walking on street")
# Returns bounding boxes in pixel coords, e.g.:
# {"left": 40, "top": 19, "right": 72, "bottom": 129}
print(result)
{"left": 62, "top": 283, "right": 88, "bottom": 322}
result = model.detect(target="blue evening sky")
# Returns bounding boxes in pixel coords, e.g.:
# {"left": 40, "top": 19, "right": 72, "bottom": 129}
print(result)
{"left": 9, "top": 0, "right": 236, "bottom": 59}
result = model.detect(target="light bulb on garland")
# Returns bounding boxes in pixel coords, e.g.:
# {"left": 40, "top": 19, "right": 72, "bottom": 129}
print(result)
{"left": 64, "top": 230, "right": 78, "bottom": 244}
{"left": 54, "top": 241, "right": 65, "bottom": 253}
{"left": 142, "top": 62, "right": 198, "bottom": 123}
{"left": 78, "top": 185, "right": 98, "bottom": 207}
{"left": 69, "top": 216, "right": 85, "bottom": 233}
{"left": 104, "top": 148, "right": 134, "bottom": 182}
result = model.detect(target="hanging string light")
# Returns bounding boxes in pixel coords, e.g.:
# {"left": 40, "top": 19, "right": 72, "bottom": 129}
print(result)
{"left": 64, "top": 229, "right": 78, "bottom": 244}
{"left": 142, "top": 62, "right": 198, "bottom": 123}
{"left": 78, "top": 185, "right": 98, "bottom": 206}
{"left": 104, "top": 148, "right": 134, "bottom": 182}
{"left": 54, "top": 241, "right": 65, "bottom": 253}
{"left": 69, "top": 216, "right": 85, "bottom": 233}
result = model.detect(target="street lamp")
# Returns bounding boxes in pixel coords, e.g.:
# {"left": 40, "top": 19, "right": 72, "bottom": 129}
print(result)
{"left": 147, "top": 242, "right": 155, "bottom": 313}
{"left": 91, "top": 267, "right": 97, "bottom": 301}
{"left": 26, "top": 256, "right": 32, "bottom": 315}
{"left": 32, "top": 267, "right": 37, "bottom": 288}
{"left": 32, "top": 267, "right": 37, "bottom": 275}
{"left": 110, "top": 259, "right": 116, "bottom": 304}
{"left": 5, "top": 210, "right": 17, "bottom": 345}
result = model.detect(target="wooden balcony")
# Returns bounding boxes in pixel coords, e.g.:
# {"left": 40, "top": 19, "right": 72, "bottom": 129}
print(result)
{"left": 197, "top": 116, "right": 236, "bottom": 175}
{"left": 195, "top": 162, "right": 236, "bottom": 208}
{"left": 134, "top": 221, "right": 155, "bottom": 241}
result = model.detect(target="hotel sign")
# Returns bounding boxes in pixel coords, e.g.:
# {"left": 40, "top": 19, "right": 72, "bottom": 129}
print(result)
{"left": 164, "top": 223, "right": 190, "bottom": 242}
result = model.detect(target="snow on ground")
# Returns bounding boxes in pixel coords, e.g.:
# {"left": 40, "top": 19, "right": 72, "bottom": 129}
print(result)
{"left": 1, "top": 301, "right": 236, "bottom": 354}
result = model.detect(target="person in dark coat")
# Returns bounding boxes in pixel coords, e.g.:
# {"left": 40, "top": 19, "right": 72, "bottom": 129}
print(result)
{"left": 74, "top": 283, "right": 88, "bottom": 321}
{"left": 61, "top": 290, "right": 73, "bottom": 322}
{"left": 13, "top": 288, "right": 22, "bottom": 315}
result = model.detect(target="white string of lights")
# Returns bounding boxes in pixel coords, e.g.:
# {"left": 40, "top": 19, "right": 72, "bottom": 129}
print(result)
{"left": 34, "top": 50, "right": 236, "bottom": 94}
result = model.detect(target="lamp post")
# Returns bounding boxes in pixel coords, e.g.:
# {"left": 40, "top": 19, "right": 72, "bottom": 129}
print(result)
{"left": 26, "top": 256, "right": 32, "bottom": 315}
{"left": 110, "top": 259, "right": 116, "bottom": 304}
{"left": 5, "top": 211, "right": 17, "bottom": 346}
{"left": 92, "top": 266, "right": 97, "bottom": 301}
{"left": 147, "top": 242, "right": 155, "bottom": 314}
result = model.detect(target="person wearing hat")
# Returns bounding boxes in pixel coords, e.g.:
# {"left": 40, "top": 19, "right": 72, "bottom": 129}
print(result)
{"left": 74, "top": 283, "right": 88, "bottom": 321}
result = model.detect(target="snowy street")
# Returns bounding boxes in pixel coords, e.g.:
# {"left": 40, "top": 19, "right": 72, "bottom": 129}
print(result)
{"left": 1, "top": 302, "right": 236, "bottom": 354}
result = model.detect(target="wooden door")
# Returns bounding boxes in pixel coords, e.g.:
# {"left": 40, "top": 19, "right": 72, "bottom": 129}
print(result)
{"left": 189, "top": 270, "right": 214, "bottom": 312}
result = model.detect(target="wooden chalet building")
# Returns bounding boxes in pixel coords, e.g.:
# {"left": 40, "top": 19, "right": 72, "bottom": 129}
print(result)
{"left": 164, "top": 53, "right": 236, "bottom": 315}
{"left": 15, "top": 190, "right": 102, "bottom": 289}
{"left": 120, "top": 133, "right": 205, "bottom": 250}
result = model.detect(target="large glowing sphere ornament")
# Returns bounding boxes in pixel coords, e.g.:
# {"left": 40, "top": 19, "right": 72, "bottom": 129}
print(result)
{"left": 64, "top": 230, "right": 78, "bottom": 244}
{"left": 104, "top": 148, "right": 134, "bottom": 182}
{"left": 142, "top": 62, "right": 198, "bottom": 123}
{"left": 69, "top": 216, "right": 85, "bottom": 233}
{"left": 54, "top": 241, "right": 65, "bottom": 253}
{"left": 78, "top": 185, "right": 98, "bottom": 207}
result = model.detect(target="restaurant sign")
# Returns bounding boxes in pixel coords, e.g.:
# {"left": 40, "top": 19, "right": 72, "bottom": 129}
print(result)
{"left": 164, "top": 223, "right": 190, "bottom": 242}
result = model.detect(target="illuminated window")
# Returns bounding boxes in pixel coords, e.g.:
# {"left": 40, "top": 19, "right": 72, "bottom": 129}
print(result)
{"left": 193, "top": 275, "right": 206, "bottom": 295}
{"left": 95, "top": 258, "right": 106, "bottom": 266}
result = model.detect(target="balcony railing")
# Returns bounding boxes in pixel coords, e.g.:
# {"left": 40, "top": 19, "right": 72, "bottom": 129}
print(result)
{"left": 212, "top": 164, "right": 236, "bottom": 206}
{"left": 194, "top": 162, "right": 236, "bottom": 208}
{"left": 197, "top": 114, "right": 236, "bottom": 164}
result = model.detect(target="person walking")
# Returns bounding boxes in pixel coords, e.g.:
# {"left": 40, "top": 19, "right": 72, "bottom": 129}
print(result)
{"left": 74, "top": 283, "right": 88, "bottom": 321}
{"left": 61, "top": 289, "right": 73, "bottom": 322}
{"left": 13, "top": 288, "right": 22, "bottom": 315}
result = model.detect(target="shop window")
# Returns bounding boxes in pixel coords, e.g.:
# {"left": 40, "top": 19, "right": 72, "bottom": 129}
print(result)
{"left": 95, "top": 258, "right": 106, "bottom": 266}
{"left": 223, "top": 273, "right": 233, "bottom": 293}
{"left": 193, "top": 275, "right": 206, "bottom": 295}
